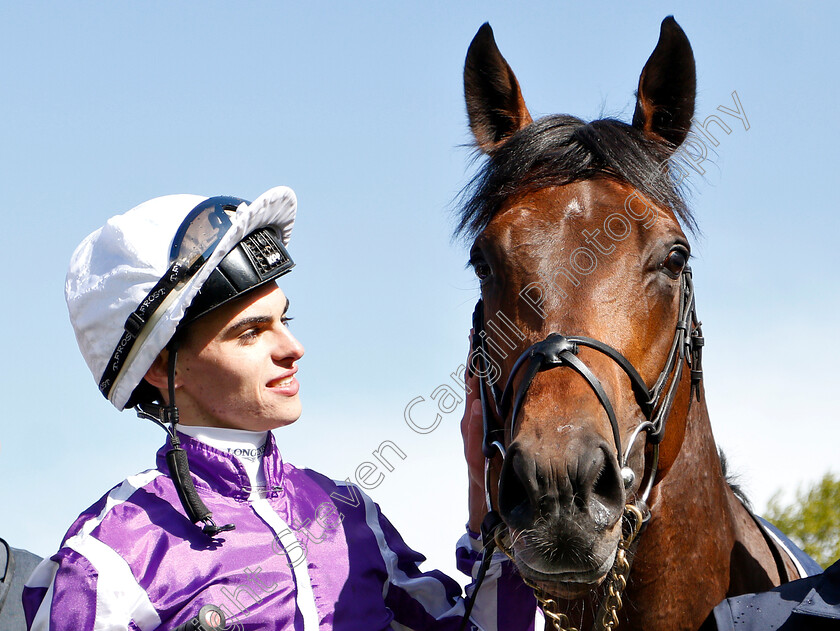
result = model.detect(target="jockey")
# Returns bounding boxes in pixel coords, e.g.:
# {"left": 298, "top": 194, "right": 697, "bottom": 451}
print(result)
{"left": 22, "top": 186, "right": 537, "bottom": 630}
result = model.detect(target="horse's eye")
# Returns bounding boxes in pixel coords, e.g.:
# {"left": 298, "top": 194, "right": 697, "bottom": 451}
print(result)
{"left": 662, "top": 248, "right": 688, "bottom": 277}
{"left": 474, "top": 262, "right": 492, "bottom": 281}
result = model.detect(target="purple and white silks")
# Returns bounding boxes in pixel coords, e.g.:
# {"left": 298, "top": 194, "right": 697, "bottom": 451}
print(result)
{"left": 22, "top": 431, "right": 538, "bottom": 630}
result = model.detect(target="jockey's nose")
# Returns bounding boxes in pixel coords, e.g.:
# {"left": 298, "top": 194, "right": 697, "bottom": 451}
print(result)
{"left": 273, "top": 320, "right": 305, "bottom": 365}
{"left": 498, "top": 433, "right": 625, "bottom": 533}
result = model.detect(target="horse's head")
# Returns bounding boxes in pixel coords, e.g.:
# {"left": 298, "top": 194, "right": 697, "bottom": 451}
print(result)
{"left": 461, "top": 17, "right": 700, "bottom": 599}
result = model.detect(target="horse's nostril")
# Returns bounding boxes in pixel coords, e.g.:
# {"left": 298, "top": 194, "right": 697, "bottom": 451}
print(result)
{"left": 592, "top": 462, "right": 611, "bottom": 498}
{"left": 590, "top": 450, "right": 624, "bottom": 527}
{"left": 498, "top": 446, "right": 536, "bottom": 529}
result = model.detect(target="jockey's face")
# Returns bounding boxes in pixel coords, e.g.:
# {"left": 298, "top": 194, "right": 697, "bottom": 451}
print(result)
{"left": 157, "top": 282, "right": 305, "bottom": 431}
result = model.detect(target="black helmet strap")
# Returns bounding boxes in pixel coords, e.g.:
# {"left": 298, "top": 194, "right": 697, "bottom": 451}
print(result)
{"left": 135, "top": 343, "right": 235, "bottom": 538}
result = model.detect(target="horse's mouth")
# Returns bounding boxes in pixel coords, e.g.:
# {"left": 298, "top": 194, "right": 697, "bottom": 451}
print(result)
{"left": 515, "top": 548, "right": 617, "bottom": 599}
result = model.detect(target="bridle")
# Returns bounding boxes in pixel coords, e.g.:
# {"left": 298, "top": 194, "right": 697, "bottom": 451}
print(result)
{"left": 475, "top": 264, "right": 703, "bottom": 512}
{"left": 460, "top": 265, "right": 704, "bottom": 630}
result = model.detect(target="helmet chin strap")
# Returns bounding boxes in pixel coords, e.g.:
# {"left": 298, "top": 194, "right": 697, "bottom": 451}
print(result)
{"left": 136, "top": 344, "right": 235, "bottom": 538}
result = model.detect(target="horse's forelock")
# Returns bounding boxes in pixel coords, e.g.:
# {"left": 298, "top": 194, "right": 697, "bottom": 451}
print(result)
{"left": 455, "top": 114, "right": 696, "bottom": 241}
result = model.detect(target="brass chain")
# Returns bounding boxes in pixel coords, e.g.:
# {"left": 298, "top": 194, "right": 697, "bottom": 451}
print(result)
{"left": 593, "top": 504, "right": 644, "bottom": 631}
{"left": 535, "top": 590, "right": 580, "bottom": 631}
{"left": 494, "top": 504, "right": 644, "bottom": 631}
{"left": 593, "top": 544, "right": 630, "bottom": 629}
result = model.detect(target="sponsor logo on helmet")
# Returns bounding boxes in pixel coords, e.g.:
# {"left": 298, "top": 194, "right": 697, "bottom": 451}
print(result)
{"left": 110, "top": 334, "right": 132, "bottom": 373}
{"left": 138, "top": 287, "right": 169, "bottom": 316}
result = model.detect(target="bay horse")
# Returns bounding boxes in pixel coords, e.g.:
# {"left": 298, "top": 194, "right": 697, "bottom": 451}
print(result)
{"left": 459, "top": 17, "right": 803, "bottom": 631}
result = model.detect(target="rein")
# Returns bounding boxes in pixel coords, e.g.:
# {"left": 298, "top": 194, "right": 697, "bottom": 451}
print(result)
{"left": 460, "top": 266, "right": 704, "bottom": 631}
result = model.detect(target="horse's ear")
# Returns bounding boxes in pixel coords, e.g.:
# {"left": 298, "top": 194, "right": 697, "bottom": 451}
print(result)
{"left": 632, "top": 16, "right": 696, "bottom": 149}
{"left": 464, "top": 23, "right": 533, "bottom": 153}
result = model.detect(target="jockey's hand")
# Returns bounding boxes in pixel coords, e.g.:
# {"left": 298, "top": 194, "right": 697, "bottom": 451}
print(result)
{"left": 461, "top": 332, "right": 487, "bottom": 534}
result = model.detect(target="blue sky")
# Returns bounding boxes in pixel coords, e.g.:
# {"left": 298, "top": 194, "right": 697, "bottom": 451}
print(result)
{"left": 1, "top": 2, "right": 838, "bottom": 579}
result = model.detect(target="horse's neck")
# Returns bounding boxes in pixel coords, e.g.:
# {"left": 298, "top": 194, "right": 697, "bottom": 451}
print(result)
{"left": 626, "top": 391, "right": 784, "bottom": 630}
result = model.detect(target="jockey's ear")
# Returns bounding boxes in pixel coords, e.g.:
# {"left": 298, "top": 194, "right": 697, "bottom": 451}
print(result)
{"left": 464, "top": 23, "right": 533, "bottom": 154}
{"left": 632, "top": 16, "right": 696, "bottom": 150}
{"left": 144, "top": 349, "right": 171, "bottom": 391}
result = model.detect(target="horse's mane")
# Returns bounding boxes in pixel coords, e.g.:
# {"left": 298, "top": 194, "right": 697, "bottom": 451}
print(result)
{"left": 719, "top": 447, "right": 752, "bottom": 511}
{"left": 455, "top": 114, "right": 697, "bottom": 239}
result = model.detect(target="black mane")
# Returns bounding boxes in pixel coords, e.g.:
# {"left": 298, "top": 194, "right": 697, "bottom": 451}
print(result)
{"left": 455, "top": 114, "right": 696, "bottom": 239}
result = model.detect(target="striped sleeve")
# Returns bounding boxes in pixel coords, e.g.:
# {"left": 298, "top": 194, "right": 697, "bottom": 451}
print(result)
{"left": 22, "top": 470, "right": 163, "bottom": 631}
{"left": 23, "top": 549, "right": 94, "bottom": 630}
{"left": 358, "top": 491, "right": 538, "bottom": 630}
{"left": 455, "top": 534, "right": 541, "bottom": 631}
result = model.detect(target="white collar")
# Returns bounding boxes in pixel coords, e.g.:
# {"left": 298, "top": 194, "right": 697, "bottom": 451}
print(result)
{"left": 177, "top": 425, "right": 269, "bottom": 500}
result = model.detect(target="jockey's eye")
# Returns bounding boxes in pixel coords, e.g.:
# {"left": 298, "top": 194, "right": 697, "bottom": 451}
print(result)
{"left": 661, "top": 247, "right": 689, "bottom": 278}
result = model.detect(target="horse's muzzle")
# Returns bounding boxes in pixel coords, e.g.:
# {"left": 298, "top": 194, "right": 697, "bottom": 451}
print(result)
{"left": 498, "top": 434, "right": 625, "bottom": 584}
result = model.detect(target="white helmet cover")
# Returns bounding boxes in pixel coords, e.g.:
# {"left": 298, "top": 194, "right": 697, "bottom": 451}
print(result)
{"left": 66, "top": 185, "right": 297, "bottom": 411}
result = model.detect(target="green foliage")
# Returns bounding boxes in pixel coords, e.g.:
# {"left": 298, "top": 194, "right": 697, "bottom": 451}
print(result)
{"left": 766, "top": 472, "right": 840, "bottom": 569}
